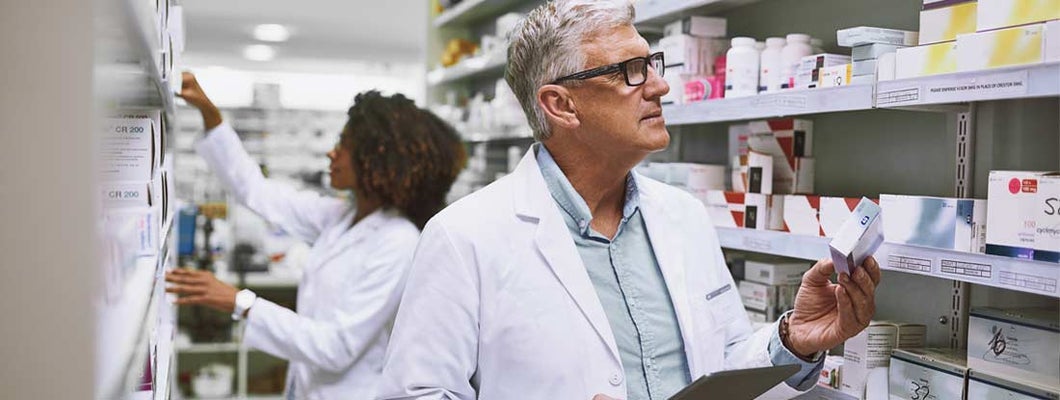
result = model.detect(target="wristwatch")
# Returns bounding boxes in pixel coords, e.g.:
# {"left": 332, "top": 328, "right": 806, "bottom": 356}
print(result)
{"left": 232, "top": 289, "right": 258, "bottom": 321}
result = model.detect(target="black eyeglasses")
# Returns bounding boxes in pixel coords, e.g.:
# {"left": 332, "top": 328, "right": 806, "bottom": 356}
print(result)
{"left": 551, "top": 52, "right": 665, "bottom": 87}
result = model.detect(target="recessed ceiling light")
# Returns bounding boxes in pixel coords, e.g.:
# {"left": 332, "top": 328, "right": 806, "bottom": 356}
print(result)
{"left": 253, "top": 24, "right": 291, "bottom": 42}
{"left": 243, "top": 44, "right": 276, "bottom": 61}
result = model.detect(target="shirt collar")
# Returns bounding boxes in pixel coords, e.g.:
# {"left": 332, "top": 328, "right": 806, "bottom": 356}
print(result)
{"left": 535, "top": 144, "right": 640, "bottom": 236}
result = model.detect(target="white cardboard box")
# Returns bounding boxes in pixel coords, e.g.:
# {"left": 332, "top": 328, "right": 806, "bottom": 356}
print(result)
{"left": 734, "top": 150, "right": 774, "bottom": 194}
{"left": 967, "top": 369, "right": 1060, "bottom": 400}
{"left": 737, "top": 280, "right": 798, "bottom": 314}
{"left": 919, "top": 1, "right": 978, "bottom": 45}
{"left": 957, "top": 23, "right": 1049, "bottom": 72}
{"left": 841, "top": 321, "right": 898, "bottom": 398}
{"left": 819, "top": 64, "right": 852, "bottom": 88}
{"left": 821, "top": 197, "right": 868, "bottom": 238}
{"left": 744, "top": 258, "right": 812, "bottom": 285}
{"left": 968, "top": 307, "right": 1060, "bottom": 388}
{"left": 852, "top": 43, "right": 907, "bottom": 61}
{"left": 664, "top": 16, "right": 727, "bottom": 38}
{"left": 829, "top": 197, "right": 884, "bottom": 276}
{"left": 880, "top": 194, "right": 987, "bottom": 253}
{"left": 889, "top": 322, "right": 928, "bottom": 349}
{"left": 100, "top": 181, "right": 158, "bottom": 209}
{"left": 976, "top": 0, "right": 1060, "bottom": 32}
{"left": 895, "top": 41, "right": 959, "bottom": 79}
{"left": 744, "top": 193, "right": 772, "bottom": 230}
{"left": 746, "top": 119, "right": 814, "bottom": 194}
{"left": 838, "top": 26, "right": 920, "bottom": 47}
{"left": 1036, "top": 175, "right": 1060, "bottom": 262}
{"left": 852, "top": 59, "right": 877, "bottom": 76}
{"left": 706, "top": 191, "right": 745, "bottom": 228}
{"left": 986, "top": 171, "right": 1058, "bottom": 260}
{"left": 783, "top": 195, "right": 823, "bottom": 236}
{"left": 889, "top": 348, "right": 969, "bottom": 400}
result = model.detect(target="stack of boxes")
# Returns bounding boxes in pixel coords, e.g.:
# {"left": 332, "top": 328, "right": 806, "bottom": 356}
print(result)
{"left": 793, "top": 53, "right": 852, "bottom": 89}
{"left": 957, "top": 0, "right": 1060, "bottom": 71}
{"left": 836, "top": 26, "right": 919, "bottom": 84}
{"left": 895, "top": 0, "right": 978, "bottom": 79}
{"left": 706, "top": 118, "right": 815, "bottom": 230}
{"left": 737, "top": 257, "right": 810, "bottom": 322}
{"left": 658, "top": 16, "right": 729, "bottom": 105}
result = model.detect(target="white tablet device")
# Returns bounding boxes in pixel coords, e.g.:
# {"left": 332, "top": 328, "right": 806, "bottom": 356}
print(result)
{"left": 669, "top": 364, "right": 801, "bottom": 400}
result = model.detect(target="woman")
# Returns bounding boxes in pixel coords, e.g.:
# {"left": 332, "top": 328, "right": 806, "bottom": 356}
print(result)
{"left": 166, "top": 72, "right": 465, "bottom": 399}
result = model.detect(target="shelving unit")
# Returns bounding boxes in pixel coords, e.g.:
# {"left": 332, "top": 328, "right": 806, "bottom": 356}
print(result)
{"left": 877, "top": 62, "right": 1060, "bottom": 109}
{"left": 715, "top": 227, "right": 1060, "bottom": 299}
{"left": 664, "top": 84, "right": 876, "bottom": 125}
{"left": 426, "top": 52, "right": 507, "bottom": 87}
{"left": 95, "top": 0, "right": 183, "bottom": 398}
{"left": 433, "top": 0, "right": 527, "bottom": 28}
{"left": 634, "top": 0, "right": 762, "bottom": 28}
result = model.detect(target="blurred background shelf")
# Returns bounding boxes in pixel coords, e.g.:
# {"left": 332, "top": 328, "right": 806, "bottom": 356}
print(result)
{"left": 663, "top": 84, "right": 876, "bottom": 125}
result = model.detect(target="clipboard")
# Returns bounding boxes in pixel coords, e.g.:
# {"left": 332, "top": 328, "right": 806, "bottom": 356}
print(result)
{"left": 668, "top": 364, "right": 801, "bottom": 400}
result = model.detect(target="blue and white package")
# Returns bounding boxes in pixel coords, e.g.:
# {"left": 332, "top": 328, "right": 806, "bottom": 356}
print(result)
{"left": 829, "top": 197, "right": 884, "bottom": 275}
{"left": 880, "top": 195, "right": 987, "bottom": 253}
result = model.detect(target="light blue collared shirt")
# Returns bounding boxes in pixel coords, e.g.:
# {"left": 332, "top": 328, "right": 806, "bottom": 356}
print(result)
{"left": 535, "top": 145, "right": 823, "bottom": 398}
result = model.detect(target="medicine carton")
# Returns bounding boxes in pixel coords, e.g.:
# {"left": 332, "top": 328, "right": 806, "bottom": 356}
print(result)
{"left": 895, "top": 41, "right": 959, "bottom": 79}
{"left": 967, "top": 369, "right": 1060, "bottom": 400}
{"left": 890, "top": 321, "right": 928, "bottom": 349}
{"left": 838, "top": 26, "right": 920, "bottom": 47}
{"left": 1036, "top": 175, "right": 1060, "bottom": 262}
{"left": 101, "top": 112, "right": 165, "bottom": 181}
{"left": 986, "top": 171, "right": 1057, "bottom": 259}
{"left": 968, "top": 307, "right": 1060, "bottom": 387}
{"left": 783, "top": 195, "right": 823, "bottom": 236}
{"left": 841, "top": 321, "right": 898, "bottom": 398}
{"left": 977, "top": 0, "right": 1060, "bottom": 32}
{"left": 744, "top": 193, "right": 773, "bottom": 230}
{"left": 880, "top": 194, "right": 987, "bottom": 253}
{"left": 829, "top": 197, "right": 884, "bottom": 275}
{"left": 744, "top": 257, "right": 812, "bottom": 285}
{"left": 852, "top": 43, "right": 907, "bottom": 61}
{"left": 888, "top": 348, "right": 969, "bottom": 400}
{"left": 852, "top": 59, "right": 877, "bottom": 76}
{"left": 957, "top": 22, "right": 1050, "bottom": 72}
{"left": 746, "top": 119, "right": 814, "bottom": 194}
{"left": 705, "top": 190, "right": 745, "bottom": 228}
{"left": 819, "top": 64, "right": 852, "bottom": 88}
{"left": 1049, "top": 20, "right": 1060, "bottom": 63}
{"left": 737, "top": 280, "right": 798, "bottom": 315}
{"left": 664, "top": 16, "right": 727, "bottom": 38}
{"left": 733, "top": 151, "right": 774, "bottom": 194}
{"left": 818, "top": 355, "right": 844, "bottom": 390}
{"left": 821, "top": 197, "right": 871, "bottom": 237}
{"left": 101, "top": 180, "right": 158, "bottom": 209}
{"left": 919, "top": 1, "right": 978, "bottom": 45}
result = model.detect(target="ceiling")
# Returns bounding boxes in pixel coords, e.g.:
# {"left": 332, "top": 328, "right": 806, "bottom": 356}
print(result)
{"left": 181, "top": 0, "right": 427, "bottom": 67}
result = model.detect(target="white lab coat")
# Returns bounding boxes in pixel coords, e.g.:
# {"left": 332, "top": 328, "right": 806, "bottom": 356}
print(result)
{"left": 198, "top": 124, "right": 421, "bottom": 400}
{"left": 377, "top": 149, "right": 808, "bottom": 400}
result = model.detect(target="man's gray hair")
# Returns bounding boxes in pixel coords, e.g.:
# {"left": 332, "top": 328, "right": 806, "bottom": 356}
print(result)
{"left": 505, "top": 0, "right": 635, "bottom": 141}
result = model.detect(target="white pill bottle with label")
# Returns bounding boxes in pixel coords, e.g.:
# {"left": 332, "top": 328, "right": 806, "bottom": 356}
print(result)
{"left": 758, "top": 37, "right": 786, "bottom": 93}
{"left": 725, "top": 37, "right": 760, "bottom": 98}
{"left": 781, "top": 33, "right": 812, "bottom": 90}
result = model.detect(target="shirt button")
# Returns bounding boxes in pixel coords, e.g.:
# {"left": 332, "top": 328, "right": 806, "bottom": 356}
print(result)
{"left": 609, "top": 372, "right": 623, "bottom": 386}
{"left": 578, "top": 220, "right": 588, "bottom": 229}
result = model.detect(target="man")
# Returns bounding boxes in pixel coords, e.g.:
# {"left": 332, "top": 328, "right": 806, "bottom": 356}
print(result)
{"left": 378, "top": 1, "right": 881, "bottom": 399}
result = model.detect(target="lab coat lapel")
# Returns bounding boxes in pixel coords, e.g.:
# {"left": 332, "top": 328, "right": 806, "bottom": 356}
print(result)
{"left": 636, "top": 174, "right": 700, "bottom": 373}
{"left": 307, "top": 210, "right": 377, "bottom": 271}
{"left": 511, "top": 148, "right": 622, "bottom": 365}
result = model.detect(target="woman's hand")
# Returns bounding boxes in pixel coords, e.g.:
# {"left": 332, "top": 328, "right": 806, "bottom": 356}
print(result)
{"left": 165, "top": 268, "right": 239, "bottom": 313}
{"left": 177, "top": 72, "right": 223, "bottom": 131}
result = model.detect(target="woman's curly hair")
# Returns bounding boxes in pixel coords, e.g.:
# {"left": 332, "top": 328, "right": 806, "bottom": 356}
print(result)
{"left": 340, "top": 91, "right": 466, "bottom": 230}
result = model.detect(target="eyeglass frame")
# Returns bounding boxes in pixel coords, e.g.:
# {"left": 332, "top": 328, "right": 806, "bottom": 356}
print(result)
{"left": 549, "top": 52, "right": 665, "bottom": 87}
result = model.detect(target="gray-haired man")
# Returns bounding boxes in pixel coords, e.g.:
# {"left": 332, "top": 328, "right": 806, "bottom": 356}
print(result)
{"left": 377, "top": 1, "right": 880, "bottom": 399}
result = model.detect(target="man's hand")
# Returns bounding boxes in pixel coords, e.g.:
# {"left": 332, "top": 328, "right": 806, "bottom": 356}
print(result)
{"left": 786, "top": 257, "right": 881, "bottom": 358}
{"left": 165, "top": 268, "right": 239, "bottom": 314}
{"left": 177, "top": 71, "right": 223, "bottom": 131}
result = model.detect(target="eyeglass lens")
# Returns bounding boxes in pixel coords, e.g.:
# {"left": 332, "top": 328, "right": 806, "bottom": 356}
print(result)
{"left": 623, "top": 54, "right": 665, "bottom": 86}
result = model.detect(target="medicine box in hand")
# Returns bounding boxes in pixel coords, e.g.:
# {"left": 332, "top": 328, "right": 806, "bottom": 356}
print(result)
{"left": 828, "top": 197, "right": 884, "bottom": 275}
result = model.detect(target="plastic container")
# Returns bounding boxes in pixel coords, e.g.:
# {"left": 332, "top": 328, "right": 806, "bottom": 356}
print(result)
{"left": 781, "top": 33, "right": 812, "bottom": 90}
{"left": 759, "top": 37, "right": 786, "bottom": 93}
{"left": 725, "top": 37, "right": 760, "bottom": 98}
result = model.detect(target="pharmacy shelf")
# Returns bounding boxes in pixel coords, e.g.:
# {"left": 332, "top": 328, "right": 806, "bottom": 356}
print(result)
{"left": 634, "top": 0, "right": 762, "bottom": 27}
{"left": 715, "top": 227, "right": 1060, "bottom": 299}
{"left": 793, "top": 385, "right": 857, "bottom": 400}
{"left": 433, "top": 0, "right": 525, "bottom": 28}
{"left": 427, "top": 52, "right": 507, "bottom": 86}
{"left": 97, "top": 256, "right": 163, "bottom": 400}
{"left": 218, "top": 272, "right": 301, "bottom": 289}
{"left": 463, "top": 130, "right": 534, "bottom": 144}
{"left": 876, "top": 62, "right": 1060, "bottom": 109}
{"left": 177, "top": 342, "right": 241, "bottom": 354}
{"left": 97, "top": 0, "right": 177, "bottom": 121}
{"left": 663, "top": 84, "right": 876, "bottom": 125}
